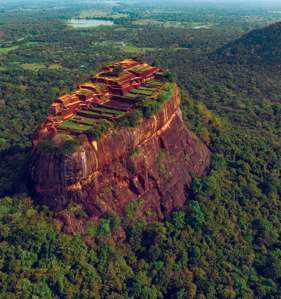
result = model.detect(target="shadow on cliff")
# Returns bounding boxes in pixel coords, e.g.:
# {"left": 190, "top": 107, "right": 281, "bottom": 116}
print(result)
{"left": 0, "top": 145, "right": 31, "bottom": 198}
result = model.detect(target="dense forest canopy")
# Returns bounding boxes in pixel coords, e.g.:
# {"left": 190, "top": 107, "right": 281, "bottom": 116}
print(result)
{"left": 0, "top": 1, "right": 281, "bottom": 298}
{"left": 212, "top": 22, "right": 281, "bottom": 64}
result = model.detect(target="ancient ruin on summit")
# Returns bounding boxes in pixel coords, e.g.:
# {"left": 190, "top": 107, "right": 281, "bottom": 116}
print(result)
{"left": 33, "top": 59, "right": 165, "bottom": 144}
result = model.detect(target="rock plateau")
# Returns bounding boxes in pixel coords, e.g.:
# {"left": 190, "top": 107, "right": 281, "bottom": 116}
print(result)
{"left": 31, "top": 59, "right": 211, "bottom": 221}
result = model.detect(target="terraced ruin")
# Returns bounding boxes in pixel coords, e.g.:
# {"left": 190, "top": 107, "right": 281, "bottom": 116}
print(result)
{"left": 33, "top": 59, "right": 174, "bottom": 144}
{"left": 31, "top": 59, "right": 210, "bottom": 218}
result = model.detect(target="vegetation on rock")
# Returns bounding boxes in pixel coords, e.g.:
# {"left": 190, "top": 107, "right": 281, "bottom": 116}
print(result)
{"left": 37, "top": 134, "right": 81, "bottom": 155}
{"left": 86, "top": 120, "right": 112, "bottom": 140}
{"left": 116, "top": 110, "right": 143, "bottom": 128}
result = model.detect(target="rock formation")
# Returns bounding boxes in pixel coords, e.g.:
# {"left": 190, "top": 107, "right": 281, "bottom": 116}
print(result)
{"left": 31, "top": 59, "right": 211, "bottom": 221}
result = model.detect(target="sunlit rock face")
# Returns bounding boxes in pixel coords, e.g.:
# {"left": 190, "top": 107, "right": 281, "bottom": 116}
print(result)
{"left": 31, "top": 85, "right": 210, "bottom": 221}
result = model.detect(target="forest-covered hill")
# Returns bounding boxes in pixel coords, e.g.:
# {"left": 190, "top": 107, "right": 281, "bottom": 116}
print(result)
{"left": 212, "top": 22, "right": 281, "bottom": 65}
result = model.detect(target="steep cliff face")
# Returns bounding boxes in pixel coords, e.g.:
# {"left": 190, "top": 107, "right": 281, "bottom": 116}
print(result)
{"left": 31, "top": 86, "right": 210, "bottom": 220}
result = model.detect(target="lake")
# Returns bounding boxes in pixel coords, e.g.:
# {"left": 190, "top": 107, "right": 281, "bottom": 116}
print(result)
{"left": 192, "top": 25, "right": 211, "bottom": 30}
{"left": 68, "top": 19, "right": 114, "bottom": 28}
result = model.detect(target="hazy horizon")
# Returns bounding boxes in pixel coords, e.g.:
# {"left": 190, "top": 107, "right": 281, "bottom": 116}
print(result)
{"left": 1, "top": 0, "right": 281, "bottom": 12}
{"left": 123, "top": 0, "right": 281, "bottom": 8}
{"left": 3, "top": 0, "right": 281, "bottom": 5}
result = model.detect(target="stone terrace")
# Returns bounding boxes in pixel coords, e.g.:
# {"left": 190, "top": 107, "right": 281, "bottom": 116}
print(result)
{"left": 33, "top": 59, "right": 168, "bottom": 143}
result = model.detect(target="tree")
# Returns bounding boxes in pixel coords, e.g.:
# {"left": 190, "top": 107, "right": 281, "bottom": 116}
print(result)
{"left": 111, "top": 65, "right": 123, "bottom": 76}
{"left": 187, "top": 201, "right": 205, "bottom": 229}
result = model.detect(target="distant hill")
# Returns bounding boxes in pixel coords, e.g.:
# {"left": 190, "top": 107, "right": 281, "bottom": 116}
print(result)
{"left": 211, "top": 22, "right": 281, "bottom": 65}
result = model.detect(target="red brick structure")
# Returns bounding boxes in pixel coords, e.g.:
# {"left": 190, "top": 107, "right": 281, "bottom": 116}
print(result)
{"left": 32, "top": 59, "right": 161, "bottom": 145}
{"left": 93, "top": 59, "right": 159, "bottom": 95}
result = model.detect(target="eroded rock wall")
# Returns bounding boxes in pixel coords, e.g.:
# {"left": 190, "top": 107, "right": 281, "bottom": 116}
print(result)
{"left": 31, "top": 86, "right": 211, "bottom": 220}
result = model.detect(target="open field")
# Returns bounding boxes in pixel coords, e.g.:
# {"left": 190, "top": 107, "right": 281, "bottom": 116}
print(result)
{"left": 67, "top": 19, "right": 114, "bottom": 28}
{"left": 48, "top": 64, "right": 62, "bottom": 70}
{"left": 0, "top": 46, "right": 18, "bottom": 55}
{"left": 20, "top": 63, "right": 46, "bottom": 71}
{"left": 20, "top": 63, "right": 62, "bottom": 72}
{"left": 91, "top": 41, "right": 155, "bottom": 53}
{"left": 132, "top": 19, "right": 213, "bottom": 29}
{"left": 79, "top": 9, "right": 128, "bottom": 19}
{"left": 121, "top": 45, "right": 155, "bottom": 54}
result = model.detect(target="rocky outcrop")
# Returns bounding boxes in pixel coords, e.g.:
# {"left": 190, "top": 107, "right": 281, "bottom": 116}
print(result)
{"left": 31, "top": 85, "right": 211, "bottom": 220}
